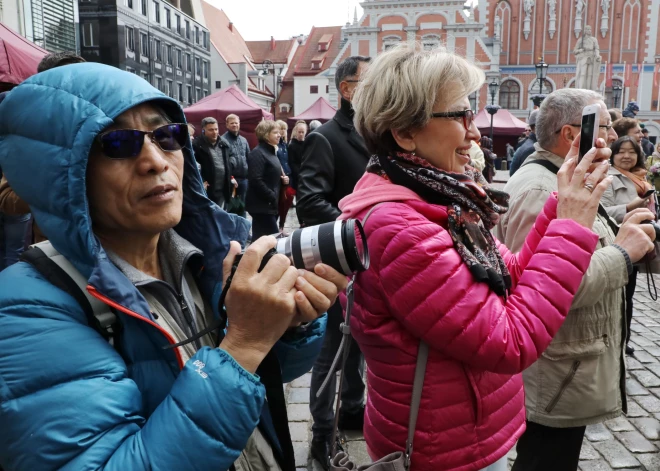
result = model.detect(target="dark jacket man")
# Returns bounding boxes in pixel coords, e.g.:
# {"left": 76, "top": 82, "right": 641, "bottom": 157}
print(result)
{"left": 193, "top": 134, "right": 232, "bottom": 208}
{"left": 222, "top": 131, "right": 249, "bottom": 179}
{"left": 246, "top": 142, "right": 281, "bottom": 216}
{"left": 296, "top": 99, "right": 371, "bottom": 226}
{"left": 509, "top": 132, "right": 537, "bottom": 176}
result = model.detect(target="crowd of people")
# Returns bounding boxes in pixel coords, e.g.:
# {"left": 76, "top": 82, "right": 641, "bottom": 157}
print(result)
{"left": 0, "top": 45, "right": 658, "bottom": 471}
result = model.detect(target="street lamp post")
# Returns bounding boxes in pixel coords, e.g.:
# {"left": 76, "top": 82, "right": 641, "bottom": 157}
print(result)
{"left": 532, "top": 58, "right": 549, "bottom": 107}
{"left": 487, "top": 79, "right": 500, "bottom": 144}
{"left": 612, "top": 85, "right": 622, "bottom": 109}
{"left": 262, "top": 59, "right": 277, "bottom": 110}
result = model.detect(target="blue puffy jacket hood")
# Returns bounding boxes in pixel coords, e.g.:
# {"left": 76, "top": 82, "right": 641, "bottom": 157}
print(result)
{"left": 0, "top": 63, "right": 249, "bottom": 311}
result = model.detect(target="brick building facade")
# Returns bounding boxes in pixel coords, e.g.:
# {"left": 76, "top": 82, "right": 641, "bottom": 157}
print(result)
{"left": 325, "top": 0, "right": 660, "bottom": 139}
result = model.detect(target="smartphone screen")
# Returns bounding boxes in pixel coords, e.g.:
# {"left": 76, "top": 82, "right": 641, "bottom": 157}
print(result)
{"left": 579, "top": 111, "right": 597, "bottom": 161}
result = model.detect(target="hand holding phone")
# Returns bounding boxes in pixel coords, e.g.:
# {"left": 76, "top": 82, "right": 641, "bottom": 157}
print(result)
{"left": 578, "top": 104, "right": 600, "bottom": 162}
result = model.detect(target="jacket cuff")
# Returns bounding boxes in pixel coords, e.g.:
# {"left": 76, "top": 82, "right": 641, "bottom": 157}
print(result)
{"left": 611, "top": 244, "right": 633, "bottom": 276}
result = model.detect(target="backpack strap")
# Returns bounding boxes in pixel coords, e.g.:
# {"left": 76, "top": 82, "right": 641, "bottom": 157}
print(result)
{"left": 21, "top": 241, "right": 118, "bottom": 344}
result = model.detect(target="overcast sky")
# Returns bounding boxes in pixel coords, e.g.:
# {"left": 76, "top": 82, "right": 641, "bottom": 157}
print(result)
{"left": 206, "top": 0, "right": 365, "bottom": 41}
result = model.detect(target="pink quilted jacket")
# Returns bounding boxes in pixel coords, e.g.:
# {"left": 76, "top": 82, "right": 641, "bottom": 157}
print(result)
{"left": 338, "top": 173, "right": 599, "bottom": 471}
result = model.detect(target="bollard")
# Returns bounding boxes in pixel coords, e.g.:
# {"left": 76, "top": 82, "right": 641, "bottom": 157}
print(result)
{"left": 501, "top": 161, "right": 508, "bottom": 171}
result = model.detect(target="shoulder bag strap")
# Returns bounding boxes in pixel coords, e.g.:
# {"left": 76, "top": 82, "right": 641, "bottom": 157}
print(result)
{"left": 404, "top": 341, "right": 429, "bottom": 470}
{"left": 21, "top": 241, "right": 118, "bottom": 343}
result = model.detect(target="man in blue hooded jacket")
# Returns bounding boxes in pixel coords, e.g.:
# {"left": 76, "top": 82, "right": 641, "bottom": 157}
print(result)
{"left": 0, "top": 63, "right": 346, "bottom": 471}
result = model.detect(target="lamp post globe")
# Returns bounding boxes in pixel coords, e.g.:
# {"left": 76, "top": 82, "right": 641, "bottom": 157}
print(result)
{"left": 489, "top": 79, "right": 498, "bottom": 105}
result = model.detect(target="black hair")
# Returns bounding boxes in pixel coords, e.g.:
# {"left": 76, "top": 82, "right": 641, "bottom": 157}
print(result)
{"left": 37, "top": 52, "right": 86, "bottom": 73}
{"left": 335, "top": 56, "right": 371, "bottom": 91}
{"left": 610, "top": 136, "right": 645, "bottom": 171}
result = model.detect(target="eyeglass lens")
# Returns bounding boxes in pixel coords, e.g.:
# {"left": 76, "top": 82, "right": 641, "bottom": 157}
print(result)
{"left": 101, "top": 124, "right": 187, "bottom": 159}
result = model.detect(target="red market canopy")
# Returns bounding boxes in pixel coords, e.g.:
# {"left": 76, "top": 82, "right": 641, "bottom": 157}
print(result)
{"left": 184, "top": 85, "right": 273, "bottom": 148}
{"left": 474, "top": 108, "right": 528, "bottom": 137}
{"left": 0, "top": 22, "right": 47, "bottom": 87}
{"left": 288, "top": 97, "right": 336, "bottom": 126}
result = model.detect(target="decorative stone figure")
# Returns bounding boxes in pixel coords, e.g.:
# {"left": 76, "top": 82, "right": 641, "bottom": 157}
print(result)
{"left": 548, "top": 0, "right": 557, "bottom": 39}
{"left": 600, "top": 0, "right": 610, "bottom": 37}
{"left": 573, "top": 26, "right": 602, "bottom": 90}
{"left": 574, "top": 0, "right": 585, "bottom": 38}
{"left": 523, "top": 0, "right": 534, "bottom": 40}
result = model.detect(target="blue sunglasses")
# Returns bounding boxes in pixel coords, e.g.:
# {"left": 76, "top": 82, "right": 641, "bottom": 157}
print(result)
{"left": 98, "top": 123, "right": 188, "bottom": 159}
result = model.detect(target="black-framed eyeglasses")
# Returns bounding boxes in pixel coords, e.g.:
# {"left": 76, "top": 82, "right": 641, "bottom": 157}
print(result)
{"left": 554, "top": 123, "right": 613, "bottom": 134}
{"left": 98, "top": 123, "right": 189, "bottom": 159}
{"left": 344, "top": 79, "right": 361, "bottom": 83}
{"left": 431, "top": 109, "right": 474, "bottom": 131}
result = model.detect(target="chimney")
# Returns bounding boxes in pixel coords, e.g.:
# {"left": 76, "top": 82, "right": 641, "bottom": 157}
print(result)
{"left": 229, "top": 22, "right": 233, "bottom": 32}
{"left": 271, "top": 36, "right": 275, "bottom": 51}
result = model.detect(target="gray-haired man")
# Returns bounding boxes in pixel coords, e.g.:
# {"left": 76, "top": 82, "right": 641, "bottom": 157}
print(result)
{"left": 495, "top": 89, "right": 653, "bottom": 471}
{"left": 193, "top": 117, "right": 232, "bottom": 208}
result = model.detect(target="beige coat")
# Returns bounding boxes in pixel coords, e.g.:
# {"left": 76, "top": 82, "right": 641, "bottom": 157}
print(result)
{"left": 494, "top": 145, "right": 628, "bottom": 428}
{"left": 601, "top": 167, "right": 653, "bottom": 224}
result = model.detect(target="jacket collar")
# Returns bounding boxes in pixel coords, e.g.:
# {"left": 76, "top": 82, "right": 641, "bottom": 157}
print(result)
{"left": 332, "top": 100, "right": 370, "bottom": 158}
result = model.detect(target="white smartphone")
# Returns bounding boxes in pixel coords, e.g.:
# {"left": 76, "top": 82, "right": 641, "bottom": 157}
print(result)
{"left": 578, "top": 104, "right": 600, "bottom": 162}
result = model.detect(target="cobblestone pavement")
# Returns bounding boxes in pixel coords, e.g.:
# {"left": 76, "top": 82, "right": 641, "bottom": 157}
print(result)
{"left": 279, "top": 206, "right": 660, "bottom": 471}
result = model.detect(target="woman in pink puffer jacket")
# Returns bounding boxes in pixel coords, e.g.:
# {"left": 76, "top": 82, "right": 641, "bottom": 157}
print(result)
{"left": 338, "top": 46, "right": 614, "bottom": 471}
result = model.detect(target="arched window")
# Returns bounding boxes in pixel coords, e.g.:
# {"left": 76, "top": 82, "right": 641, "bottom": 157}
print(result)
{"left": 421, "top": 35, "right": 441, "bottom": 51}
{"left": 604, "top": 79, "right": 624, "bottom": 108}
{"left": 383, "top": 36, "right": 401, "bottom": 51}
{"left": 499, "top": 80, "right": 520, "bottom": 110}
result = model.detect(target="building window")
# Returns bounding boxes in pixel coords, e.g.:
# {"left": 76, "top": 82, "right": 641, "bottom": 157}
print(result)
{"left": 153, "top": 1, "right": 160, "bottom": 23}
{"left": 196, "top": 87, "right": 201, "bottom": 102}
{"left": 383, "top": 36, "right": 401, "bottom": 51}
{"left": 469, "top": 91, "right": 477, "bottom": 111}
{"left": 203, "top": 61, "right": 208, "bottom": 79}
{"left": 326, "top": 85, "right": 329, "bottom": 93}
{"left": 176, "top": 15, "right": 181, "bottom": 34}
{"left": 154, "top": 39, "right": 161, "bottom": 61}
{"left": 140, "top": 33, "right": 149, "bottom": 57}
{"left": 156, "top": 76, "right": 162, "bottom": 91}
{"left": 195, "top": 26, "right": 200, "bottom": 44}
{"left": 125, "top": 0, "right": 133, "bottom": 8}
{"left": 176, "top": 49, "right": 182, "bottom": 68}
{"left": 165, "top": 8, "right": 171, "bottom": 29}
{"left": 499, "top": 80, "right": 520, "bottom": 110}
{"left": 203, "top": 31, "right": 208, "bottom": 48}
{"left": 166, "top": 44, "right": 172, "bottom": 65}
{"left": 126, "top": 26, "right": 135, "bottom": 51}
{"left": 310, "top": 85, "right": 318, "bottom": 94}
{"left": 82, "top": 21, "right": 99, "bottom": 47}
{"left": 195, "top": 57, "right": 201, "bottom": 76}
{"left": 167, "top": 80, "right": 173, "bottom": 97}
{"left": 141, "top": 0, "right": 147, "bottom": 15}
{"left": 185, "top": 20, "right": 191, "bottom": 39}
{"left": 421, "top": 35, "right": 441, "bottom": 51}
{"left": 186, "top": 53, "right": 192, "bottom": 71}
{"left": 204, "top": 90, "right": 209, "bottom": 98}
{"left": 126, "top": 66, "right": 135, "bottom": 74}
{"left": 604, "top": 79, "right": 624, "bottom": 108}
{"left": 187, "top": 85, "right": 192, "bottom": 104}
{"left": 141, "top": 71, "right": 149, "bottom": 81}
{"left": 215, "top": 81, "right": 222, "bottom": 88}
{"left": 178, "top": 83, "right": 183, "bottom": 102}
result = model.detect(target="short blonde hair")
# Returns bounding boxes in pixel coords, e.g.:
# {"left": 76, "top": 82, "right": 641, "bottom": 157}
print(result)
{"left": 353, "top": 44, "right": 485, "bottom": 155}
{"left": 276, "top": 119, "right": 288, "bottom": 130}
{"left": 226, "top": 114, "right": 239, "bottom": 123}
{"left": 255, "top": 120, "right": 280, "bottom": 142}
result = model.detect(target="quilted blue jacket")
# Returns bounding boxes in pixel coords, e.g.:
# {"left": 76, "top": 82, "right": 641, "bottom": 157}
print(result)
{"left": 0, "top": 64, "right": 326, "bottom": 470}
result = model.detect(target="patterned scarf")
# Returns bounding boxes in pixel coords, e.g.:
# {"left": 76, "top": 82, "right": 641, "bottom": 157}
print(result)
{"left": 368, "top": 152, "right": 512, "bottom": 296}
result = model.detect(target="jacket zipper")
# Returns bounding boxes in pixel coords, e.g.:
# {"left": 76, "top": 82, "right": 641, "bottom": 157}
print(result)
{"left": 87, "top": 285, "right": 184, "bottom": 369}
{"left": 545, "top": 360, "right": 581, "bottom": 413}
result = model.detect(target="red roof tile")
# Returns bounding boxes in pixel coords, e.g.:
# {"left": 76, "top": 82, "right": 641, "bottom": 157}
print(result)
{"left": 201, "top": 1, "right": 254, "bottom": 66}
{"left": 246, "top": 39, "right": 296, "bottom": 64}
{"left": 285, "top": 26, "right": 343, "bottom": 78}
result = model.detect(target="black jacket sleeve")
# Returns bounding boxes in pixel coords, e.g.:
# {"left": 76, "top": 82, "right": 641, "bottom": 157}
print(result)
{"left": 296, "top": 133, "right": 341, "bottom": 225}
{"left": 248, "top": 149, "right": 277, "bottom": 206}
{"left": 193, "top": 141, "right": 212, "bottom": 184}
